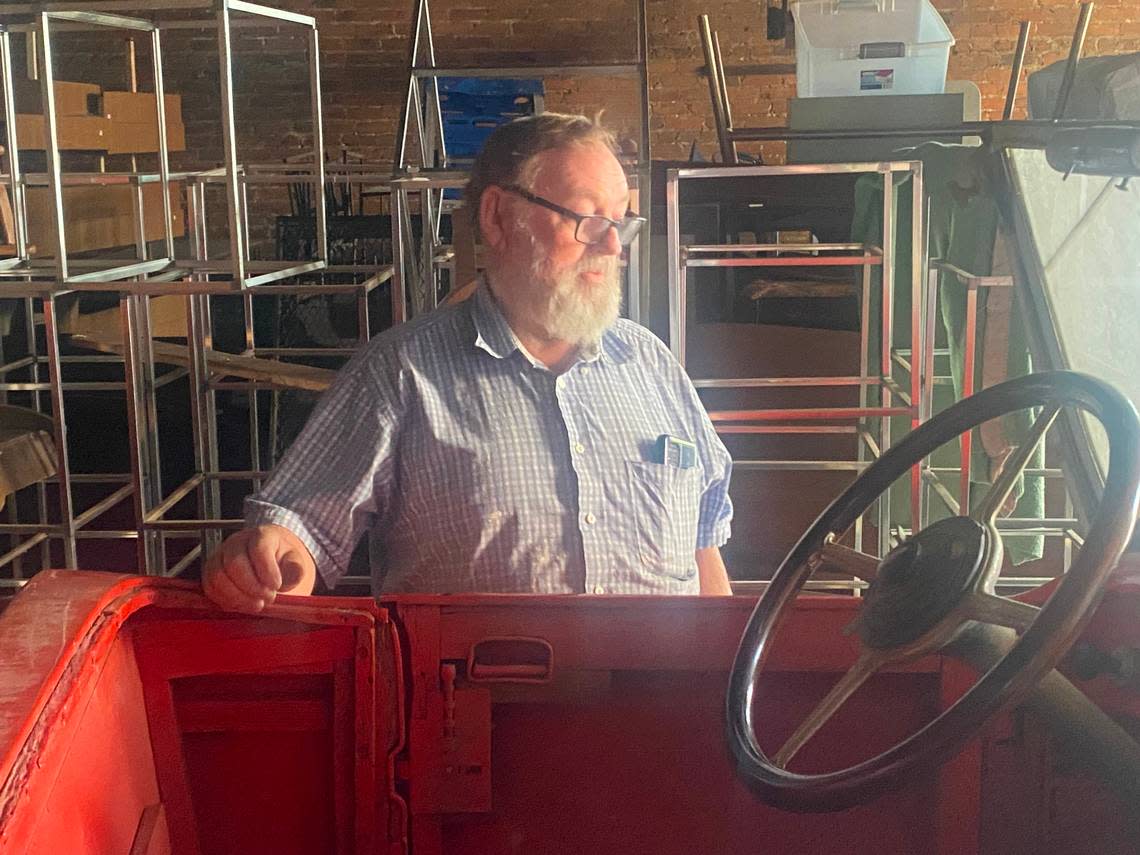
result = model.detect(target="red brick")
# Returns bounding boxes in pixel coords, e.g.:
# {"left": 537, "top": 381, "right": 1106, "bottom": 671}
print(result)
{"left": 162, "top": 0, "right": 1140, "bottom": 198}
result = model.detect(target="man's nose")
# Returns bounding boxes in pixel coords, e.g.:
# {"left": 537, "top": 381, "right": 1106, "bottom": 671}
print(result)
{"left": 592, "top": 224, "right": 623, "bottom": 256}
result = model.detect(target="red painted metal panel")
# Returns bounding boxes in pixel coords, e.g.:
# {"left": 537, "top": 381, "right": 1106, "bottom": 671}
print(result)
{"left": 139, "top": 662, "right": 204, "bottom": 855}
{"left": 0, "top": 571, "right": 160, "bottom": 796}
{"left": 183, "top": 728, "right": 336, "bottom": 854}
{"left": 377, "top": 614, "right": 410, "bottom": 854}
{"left": 0, "top": 573, "right": 402, "bottom": 855}
{"left": 1, "top": 572, "right": 1136, "bottom": 855}
{"left": 132, "top": 609, "right": 389, "bottom": 855}
{"left": 130, "top": 803, "right": 171, "bottom": 855}
{"left": 426, "top": 595, "right": 939, "bottom": 673}
{"left": 935, "top": 657, "right": 983, "bottom": 855}
{"left": 4, "top": 638, "right": 165, "bottom": 855}
{"left": 391, "top": 598, "right": 951, "bottom": 855}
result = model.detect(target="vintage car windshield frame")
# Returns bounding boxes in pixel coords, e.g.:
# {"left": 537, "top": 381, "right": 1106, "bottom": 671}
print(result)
{"left": 998, "top": 142, "right": 1140, "bottom": 546}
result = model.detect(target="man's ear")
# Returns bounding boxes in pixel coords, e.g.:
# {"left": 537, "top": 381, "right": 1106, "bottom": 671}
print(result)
{"left": 479, "top": 186, "right": 509, "bottom": 252}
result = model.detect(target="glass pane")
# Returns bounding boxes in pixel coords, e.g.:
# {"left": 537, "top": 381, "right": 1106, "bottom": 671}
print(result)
{"left": 1007, "top": 148, "right": 1140, "bottom": 474}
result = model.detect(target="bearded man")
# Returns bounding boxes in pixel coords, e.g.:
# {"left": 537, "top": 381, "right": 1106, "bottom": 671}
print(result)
{"left": 202, "top": 113, "right": 734, "bottom": 608}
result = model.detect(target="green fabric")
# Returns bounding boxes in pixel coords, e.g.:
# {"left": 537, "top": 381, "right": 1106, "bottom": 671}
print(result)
{"left": 851, "top": 144, "right": 1043, "bottom": 563}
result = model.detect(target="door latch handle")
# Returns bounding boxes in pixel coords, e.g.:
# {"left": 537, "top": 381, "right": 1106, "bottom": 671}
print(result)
{"left": 467, "top": 636, "right": 554, "bottom": 683}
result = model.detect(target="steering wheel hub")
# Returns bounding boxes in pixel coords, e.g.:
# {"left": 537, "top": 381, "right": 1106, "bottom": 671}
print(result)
{"left": 857, "top": 517, "right": 990, "bottom": 650}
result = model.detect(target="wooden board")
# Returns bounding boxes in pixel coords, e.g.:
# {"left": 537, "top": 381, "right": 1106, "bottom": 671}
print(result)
{"left": 15, "top": 113, "right": 111, "bottom": 151}
{"left": 24, "top": 182, "right": 185, "bottom": 254}
{"left": 103, "top": 92, "right": 186, "bottom": 155}
{"left": 70, "top": 333, "right": 338, "bottom": 393}
{"left": 102, "top": 92, "right": 183, "bottom": 125}
{"left": 107, "top": 120, "right": 186, "bottom": 155}
{"left": 11, "top": 79, "right": 101, "bottom": 117}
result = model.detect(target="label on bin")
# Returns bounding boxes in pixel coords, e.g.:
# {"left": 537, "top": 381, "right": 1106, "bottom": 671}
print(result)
{"left": 860, "top": 69, "right": 895, "bottom": 91}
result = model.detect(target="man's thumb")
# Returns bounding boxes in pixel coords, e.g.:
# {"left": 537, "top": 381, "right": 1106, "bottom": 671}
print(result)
{"left": 279, "top": 552, "right": 307, "bottom": 591}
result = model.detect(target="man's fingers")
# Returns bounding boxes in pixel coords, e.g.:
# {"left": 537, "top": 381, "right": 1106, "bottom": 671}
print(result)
{"left": 202, "top": 526, "right": 312, "bottom": 611}
{"left": 205, "top": 567, "right": 264, "bottom": 613}
{"left": 247, "top": 533, "right": 284, "bottom": 594}
{"left": 220, "top": 547, "right": 273, "bottom": 603}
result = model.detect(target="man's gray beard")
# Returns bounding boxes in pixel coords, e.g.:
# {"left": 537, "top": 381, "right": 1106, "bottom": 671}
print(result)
{"left": 526, "top": 252, "right": 622, "bottom": 347}
{"left": 492, "top": 217, "right": 623, "bottom": 347}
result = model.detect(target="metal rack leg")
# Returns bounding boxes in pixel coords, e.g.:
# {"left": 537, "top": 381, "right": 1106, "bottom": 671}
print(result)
{"left": 41, "top": 295, "right": 76, "bottom": 567}
{"left": 419, "top": 186, "right": 435, "bottom": 314}
{"left": 217, "top": 2, "right": 247, "bottom": 286}
{"left": 857, "top": 260, "right": 871, "bottom": 553}
{"left": 909, "top": 163, "right": 925, "bottom": 529}
{"left": 23, "top": 298, "right": 51, "bottom": 570}
{"left": 961, "top": 283, "right": 979, "bottom": 510}
{"left": 0, "top": 334, "right": 21, "bottom": 579}
{"left": 120, "top": 294, "right": 163, "bottom": 574}
{"left": 878, "top": 168, "right": 895, "bottom": 558}
{"left": 921, "top": 266, "right": 939, "bottom": 530}
{"left": 199, "top": 294, "right": 222, "bottom": 553}
{"left": 242, "top": 290, "right": 261, "bottom": 488}
{"left": 666, "top": 170, "right": 682, "bottom": 360}
{"left": 393, "top": 187, "right": 414, "bottom": 324}
{"left": 637, "top": 169, "right": 652, "bottom": 323}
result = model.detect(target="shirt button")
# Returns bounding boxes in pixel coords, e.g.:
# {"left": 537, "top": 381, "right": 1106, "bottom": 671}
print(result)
{"left": 580, "top": 365, "right": 590, "bottom": 375}
{"left": 574, "top": 442, "right": 585, "bottom": 454}
{"left": 593, "top": 584, "right": 605, "bottom": 594}
{"left": 584, "top": 512, "right": 596, "bottom": 525}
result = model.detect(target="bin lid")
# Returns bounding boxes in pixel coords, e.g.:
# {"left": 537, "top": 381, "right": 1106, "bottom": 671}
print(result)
{"left": 791, "top": 0, "right": 954, "bottom": 51}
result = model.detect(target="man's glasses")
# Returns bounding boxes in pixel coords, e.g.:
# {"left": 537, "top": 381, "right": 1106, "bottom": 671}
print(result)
{"left": 502, "top": 185, "right": 646, "bottom": 247}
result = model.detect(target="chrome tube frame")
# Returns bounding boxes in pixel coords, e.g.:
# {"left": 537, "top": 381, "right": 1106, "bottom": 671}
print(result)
{"left": 0, "top": 3, "right": 369, "bottom": 579}
{"left": 665, "top": 161, "right": 929, "bottom": 562}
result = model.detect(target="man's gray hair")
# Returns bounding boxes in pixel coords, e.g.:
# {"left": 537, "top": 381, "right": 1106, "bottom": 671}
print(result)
{"left": 464, "top": 112, "right": 618, "bottom": 239}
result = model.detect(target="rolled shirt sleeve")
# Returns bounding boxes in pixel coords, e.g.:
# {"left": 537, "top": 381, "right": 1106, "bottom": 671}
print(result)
{"left": 244, "top": 340, "right": 401, "bottom": 588}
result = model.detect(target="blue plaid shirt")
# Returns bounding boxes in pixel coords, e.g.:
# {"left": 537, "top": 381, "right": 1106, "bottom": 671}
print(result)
{"left": 246, "top": 284, "right": 733, "bottom": 594}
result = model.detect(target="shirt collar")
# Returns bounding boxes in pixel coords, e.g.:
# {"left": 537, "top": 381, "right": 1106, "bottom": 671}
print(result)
{"left": 471, "top": 280, "right": 521, "bottom": 360}
{"left": 470, "top": 278, "right": 634, "bottom": 367}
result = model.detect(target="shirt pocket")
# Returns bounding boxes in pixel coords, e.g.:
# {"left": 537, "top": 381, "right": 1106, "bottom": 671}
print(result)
{"left": 626, "top": 460, "right": 703, "bottom": 581}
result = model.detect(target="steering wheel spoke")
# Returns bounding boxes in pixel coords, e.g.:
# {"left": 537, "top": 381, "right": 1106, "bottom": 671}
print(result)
{"left": 959, "top": 590, "right": 1040, "bottom": 633}
{"left": 808, "top": 537, "right": 879, "bottom": 583}
{"left": 973, "top": 404, "right": 1061, "bottom": 524}
{"left": 773, "top": 649, "right": 885, "bottom": 769}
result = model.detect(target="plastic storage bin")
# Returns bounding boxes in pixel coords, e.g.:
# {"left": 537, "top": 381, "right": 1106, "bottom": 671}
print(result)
{"left": 436, "top": 77, "right": 544, "bottom": 159}
{"left": 791, "top": 0, "right": 955, "bottom": 97}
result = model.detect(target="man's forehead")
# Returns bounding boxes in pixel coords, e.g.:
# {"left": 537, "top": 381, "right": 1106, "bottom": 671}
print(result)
{"left": 529, "top": 143, "right": 629, "bottom": 202}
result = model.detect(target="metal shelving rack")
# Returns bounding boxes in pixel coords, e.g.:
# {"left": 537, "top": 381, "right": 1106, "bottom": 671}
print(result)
{"left": 666, "top": 161, "right": 928, "bottom": 560}
{"left": 0, "top": 1, "right": 393, "bottom": 580}
{"left": 0, "top": 0, "right": 329, "bottom": 292}
{"left": 390, "top": 0, "right": 653, "bottom": 324}
{"left": 904, "top": 261, "right": 1082, "bottom": 572}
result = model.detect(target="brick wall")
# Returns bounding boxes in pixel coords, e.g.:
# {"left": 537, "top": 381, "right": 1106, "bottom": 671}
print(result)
{"left": 161, "top": 0, "right": 1140, "bottom": 172}
{"left": 14, "top": 1, "right": 1140, "bottom": 169}
{"left": 653, "top": 0, "right": 1137, "bottom": 156}
{"left": 29, "top": 1, "right": 1137, "bottom": 248}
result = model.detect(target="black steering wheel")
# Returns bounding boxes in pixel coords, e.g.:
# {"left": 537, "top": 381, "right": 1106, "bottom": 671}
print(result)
{"left": 727, "top": 371, "right": 1140, "bottom": 812}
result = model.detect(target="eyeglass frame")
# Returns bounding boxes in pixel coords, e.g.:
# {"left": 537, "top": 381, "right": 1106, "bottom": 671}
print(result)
{"left": 500, "top": 184, "right": 647, "bottom": 247}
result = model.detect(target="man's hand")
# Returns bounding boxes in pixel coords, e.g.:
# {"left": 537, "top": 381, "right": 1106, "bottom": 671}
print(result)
{"left": 202, "top": 524, "right": 317, "bottom": 612}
